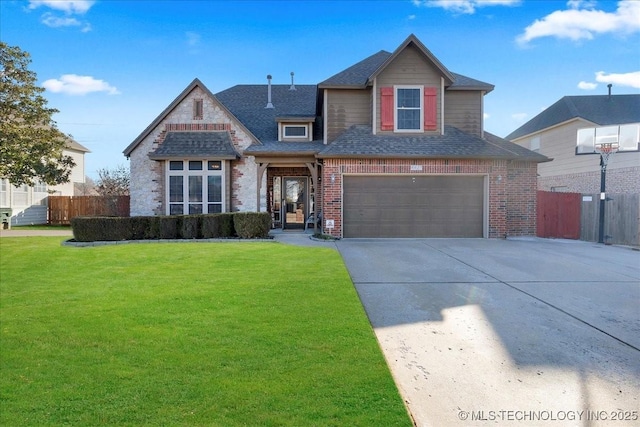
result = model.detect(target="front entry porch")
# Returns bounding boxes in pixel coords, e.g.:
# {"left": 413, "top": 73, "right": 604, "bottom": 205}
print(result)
{"left": 255, "top": 160, "right": 321, "bottom": 233}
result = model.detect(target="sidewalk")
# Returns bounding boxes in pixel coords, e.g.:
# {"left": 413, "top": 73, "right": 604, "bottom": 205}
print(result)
{"left": 0, "top": 229, "right": 73, "bottom": 237}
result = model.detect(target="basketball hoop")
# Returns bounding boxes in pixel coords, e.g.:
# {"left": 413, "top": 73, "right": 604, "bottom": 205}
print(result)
{"left": 595, "top": 142, "right": 619, "bottom": 170}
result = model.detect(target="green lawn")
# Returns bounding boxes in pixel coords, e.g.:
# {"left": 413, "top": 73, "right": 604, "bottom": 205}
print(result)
{"left": 0, "top": 238, "right": 411, "bottom": 426}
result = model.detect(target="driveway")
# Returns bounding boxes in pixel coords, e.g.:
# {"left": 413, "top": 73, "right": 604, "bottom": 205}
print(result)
{"left": 336, "top": 238, "right": 640, "bottom": 427}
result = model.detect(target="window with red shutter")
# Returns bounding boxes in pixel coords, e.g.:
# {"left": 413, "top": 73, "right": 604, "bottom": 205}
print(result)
{"left": 424, "top": 87, "right": 437, "bottom": 131}
{"left": 380, "top": 87, "right": 394, "bottom": 131}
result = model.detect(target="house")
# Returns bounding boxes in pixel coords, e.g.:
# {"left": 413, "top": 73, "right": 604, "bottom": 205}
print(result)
{"left": 124, "top": 34, "right": 548, "bottom": 238}
{"left": 506, "top": 93, "right": 640, "bottom": 194}
{"left": 1, "top": 137, "right": 90, "bottom": 226}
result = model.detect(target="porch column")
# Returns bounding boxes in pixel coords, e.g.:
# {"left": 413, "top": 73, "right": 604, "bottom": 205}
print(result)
{"left": 305, "top": 162, "right": 318, "bottom": 233}
{"left": 256, "top": 162, "right": 269, "bottom": 212}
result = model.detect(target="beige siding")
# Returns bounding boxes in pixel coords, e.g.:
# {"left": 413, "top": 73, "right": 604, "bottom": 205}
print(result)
{"left": 514, "top": 119, "right": 640, "bottom": 176}
{"left": 326, "top": 89, "right": 371, "bottom": 142}
{"left": 444, "top": 91, "right": 483, "bottom": 137}
{"left": 513, "top": 119, "right": 640, "bottom": 192}
{"left": 376, "top": 44, "right": 442, "bottom": 134}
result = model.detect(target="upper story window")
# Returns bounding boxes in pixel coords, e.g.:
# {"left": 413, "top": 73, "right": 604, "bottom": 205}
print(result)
{"left": 381, "top": 86, "right": 438, "bottom": 133}
{"left": 193, "top": 99, "right": 203, "bottom": 120}
{"left": 530, "top": 136, "right": 540, "bottom": 152}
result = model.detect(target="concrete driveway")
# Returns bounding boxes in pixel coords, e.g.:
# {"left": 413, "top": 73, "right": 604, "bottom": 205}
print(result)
{"left": 336, "top": 238, "right": 640, "bottom": 427}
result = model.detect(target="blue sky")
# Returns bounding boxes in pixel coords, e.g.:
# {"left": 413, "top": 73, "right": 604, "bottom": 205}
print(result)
{"left": 2, "top": 0, "right": 639, "bottom": 179}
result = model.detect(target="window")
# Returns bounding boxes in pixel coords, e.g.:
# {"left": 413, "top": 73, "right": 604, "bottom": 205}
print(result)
{"left": 396, "top": 87, "right": 422, "bottom": 131}
{"left": 33, "top": 181, "right": 48, "bottom": 205}
{"left": 0, "top": 179, "right": 7, "bottom": 206}
{"left": 381, "top": 86, "right": 437, "bottom": 132}
{"left": 193, "top": 99, "right": 203, "bottom": 120}
{"left": 530, "top": 137, "right": 540, "bottom": 152}
{"left": 283, "top": 125, "right": 307, "bottom": 138}
{"left": 167, "top": 160, "right": 224, "bottom": 215}
{"left": 13, "top": 184, "right": 28, "bottom": 206}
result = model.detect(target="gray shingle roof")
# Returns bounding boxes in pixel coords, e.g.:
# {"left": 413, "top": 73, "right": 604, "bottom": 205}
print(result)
{"left": 318, "top": 125, "right": 549, "bottom": 162}
{"left": 319, "top": 50, "right": 392, "bottom": 88}
{"left": 215, "top": 85, "right": 318, "bottom": 142}
{"left": 149, "top": 131, "right": 240, "bottom": 159}
{"left": 506, "top": 94, "right": 640, "bottom": 140}
{"left": 318, "top": 50, "right": 492, "bottom": 92}
{"left": 243, "top": 140, "right": 326, "bottom": 156}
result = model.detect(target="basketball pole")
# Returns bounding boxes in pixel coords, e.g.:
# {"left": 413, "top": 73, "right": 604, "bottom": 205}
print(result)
{"left": 598, "top": 153, "right": 607, "bottom": 244}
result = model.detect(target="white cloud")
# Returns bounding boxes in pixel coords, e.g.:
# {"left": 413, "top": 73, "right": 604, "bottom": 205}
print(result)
{"left": 28, "top": 0, "right": 94, "bottom": 31}
{"left": 578, "top": 81, "right": 598, "bottom": 90}
{"left": 484, "top": 112, "right": 490, "bottom": 120}
{"left": 512, "top": 113, "right": 528, "bottom": 122}
{"left": 595, "top": 70, "right": 640, "bottom": 89}
{"left": 413, "top": 0, "right": 520, "bottom": 15}
{"left": 43, "top": 74, "right": 120, "bottom": 96}
{"left": 29, "top": 0, "right": 94, "bottom": 14}
{"left": 408, "top": 14, "right": 416, "bottom": 20}
{"left": 517, "top": 0, "right": 640, "bottom": 45}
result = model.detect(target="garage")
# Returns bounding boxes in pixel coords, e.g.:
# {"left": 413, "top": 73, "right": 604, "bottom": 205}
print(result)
{"left": 343, "top": 175, "right": 486, "bottom": 238}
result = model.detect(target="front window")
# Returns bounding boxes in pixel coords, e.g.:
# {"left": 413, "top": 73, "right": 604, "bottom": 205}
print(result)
{"left": 395, "top": 86, "right": 423, "bottom": 131}
{"left": 33, "top": 181, "right": 48, "bottom": 205}
{"left": 167, "top": 160, "right": 224, "bottom": 215}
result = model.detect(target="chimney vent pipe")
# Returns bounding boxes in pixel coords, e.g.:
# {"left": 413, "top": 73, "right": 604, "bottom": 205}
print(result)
{"left": 289, "top": 72, "right": 296, "bottom": 91}
{"left": 266, "top": 74, "right": 274, "bottom": 109}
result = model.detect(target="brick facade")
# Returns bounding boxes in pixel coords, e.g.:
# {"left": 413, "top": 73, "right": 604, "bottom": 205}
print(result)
{"left": 129, "top": 87, "right": 257, "bottom": 216}
{"left": 538, "top": 166, "right": 640, "bottom": 194}
{"left": 320, "top": 158, "right": 538, "bottom": 238}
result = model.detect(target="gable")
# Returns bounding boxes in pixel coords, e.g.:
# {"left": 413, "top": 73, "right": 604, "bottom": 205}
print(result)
{"left": 123, "top": 79, "right": 257, "bottom": 157}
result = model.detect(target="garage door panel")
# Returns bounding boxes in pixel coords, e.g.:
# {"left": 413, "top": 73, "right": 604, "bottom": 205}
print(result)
{"left": 343, "top": 176, "right": 484, "bottom": 238}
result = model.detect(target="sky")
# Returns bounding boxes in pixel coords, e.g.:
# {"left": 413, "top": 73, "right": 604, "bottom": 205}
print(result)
{"left": 2, "top": 0, "right": 639, "bottom": 179}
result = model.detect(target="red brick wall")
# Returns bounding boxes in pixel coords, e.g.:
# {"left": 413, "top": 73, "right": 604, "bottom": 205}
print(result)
{"left": 320, "top": 158, "right": 538, "bottom": 238}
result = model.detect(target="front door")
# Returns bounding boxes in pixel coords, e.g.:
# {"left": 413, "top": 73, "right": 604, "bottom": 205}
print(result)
{"left": 283, "top": 177, "right": 306, "bottom": 229}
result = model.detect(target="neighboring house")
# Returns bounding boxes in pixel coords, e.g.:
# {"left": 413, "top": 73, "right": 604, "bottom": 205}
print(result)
{"left": 506, "top": 94, "right": 640, "bottom": 194}
{"left": 1, "top": 137, "right": 90, "bottom": 226}
{"left": 124, "top": 34, "right": 548, "bottom": 238}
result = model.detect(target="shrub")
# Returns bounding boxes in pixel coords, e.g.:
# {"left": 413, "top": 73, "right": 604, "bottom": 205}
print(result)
{"left": 71, "top": 217, "right": 130, "bottom": 242}
{"left": 130, "top": 216, "right": 151, "bottom": 240}
{"left": 158, "top": 216, "right": 180, "bottom": 239}
{"left": 202, "top": 213, "right": 235, "bottom": 238}
{"left": 181, "top": 215, "right": 203, "bottom": 239}
{"left": 233, "top": 212, "right": 271, "bottom": 239}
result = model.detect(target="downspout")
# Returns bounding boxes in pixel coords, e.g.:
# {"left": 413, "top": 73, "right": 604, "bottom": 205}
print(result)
{"left": 323, "top": 89, "right": 328, "bottom": 145}
{"left": 441, "top": 77, "right": 445, "bottom": 135}
{"left": 372, "top": 78, "right": 377, "bottom": 135}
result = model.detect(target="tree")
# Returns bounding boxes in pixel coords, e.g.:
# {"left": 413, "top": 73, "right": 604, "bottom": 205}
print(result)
{"left": 96, "top": 165, "right": 130, "bottom": 196}
{"left": 0, "top": 42, "right": 75, "bottom": 186}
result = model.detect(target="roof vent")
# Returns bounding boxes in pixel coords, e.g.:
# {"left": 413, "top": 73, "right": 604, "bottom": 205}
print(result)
{"left": 289, "top": 71, "right": 296, "bottom": 91}
{"left": 266, "top": 74, "right": 274, "bottom": 109}
{"left": 608, "top": 83, "right": 613, "bottom": 100}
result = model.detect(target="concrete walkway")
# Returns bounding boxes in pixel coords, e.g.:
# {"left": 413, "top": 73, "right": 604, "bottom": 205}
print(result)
{"left": 0, "top": 228, "right": 73, "bottom": 237}
{"left": 336, "top": 237, "right": 640, "bottom": 427}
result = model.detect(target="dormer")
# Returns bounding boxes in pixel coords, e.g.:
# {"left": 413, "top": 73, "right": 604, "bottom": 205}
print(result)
{"left": 370, "top": 35, "right": 454, "bottom": 136}
{"left": 277, "top": 116, "right": 315, "bottom": 142}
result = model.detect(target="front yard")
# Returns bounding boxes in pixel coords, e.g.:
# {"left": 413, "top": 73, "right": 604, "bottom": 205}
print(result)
{"left": 0, "top": 237, "right": 411, "bottom": 426}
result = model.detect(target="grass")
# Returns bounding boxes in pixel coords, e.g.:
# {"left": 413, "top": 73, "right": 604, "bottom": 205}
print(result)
{"left": 0, "top": 238, "right": 411, "bottom": 426}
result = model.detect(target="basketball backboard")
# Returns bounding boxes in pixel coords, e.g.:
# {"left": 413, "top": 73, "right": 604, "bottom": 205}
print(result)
{"left": 577, "top": 123, "right": 640, "bottom": 154}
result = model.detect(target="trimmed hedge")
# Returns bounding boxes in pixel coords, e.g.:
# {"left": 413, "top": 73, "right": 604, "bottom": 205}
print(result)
{"left": 233, "top": 212, "right": 271, "bottom": 239}
{"left": 71, "top": 212, "right": 270, "bottom": 242}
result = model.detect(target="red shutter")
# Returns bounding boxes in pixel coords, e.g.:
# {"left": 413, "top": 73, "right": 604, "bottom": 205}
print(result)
{"left": 424, "top": 86, "right": 437, "bottom": 131}
{"left": 380, "top": 87, "right": 394, "bottom": 131}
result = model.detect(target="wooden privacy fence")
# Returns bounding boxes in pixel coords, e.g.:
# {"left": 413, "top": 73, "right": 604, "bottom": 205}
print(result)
{"left": 537, "top": 191, "right": 640, "bottom": 246}
{"left": 537, "top": 191, "right": 581, "bottom": 239}
{"left": 48, "top": 196, "right": 130, "bottom": 225}
{"left": 581, "top": 193, "right": 640, "bottom": 246}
